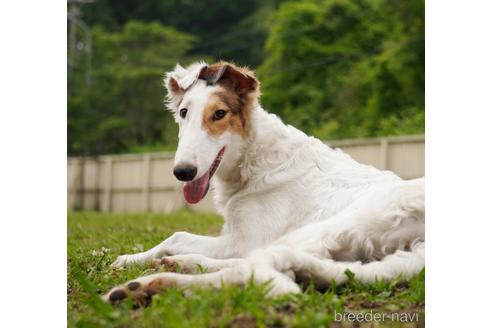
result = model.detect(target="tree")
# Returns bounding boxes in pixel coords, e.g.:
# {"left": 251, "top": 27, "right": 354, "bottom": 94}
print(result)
{"left": 80, "top": 0, "right": 264, "bottom": 67}
{"left": 258, "top": 0, "right": 424, "bottom": 140}
{"left": 68, "top": 21, "right": 202, "bottom": 155}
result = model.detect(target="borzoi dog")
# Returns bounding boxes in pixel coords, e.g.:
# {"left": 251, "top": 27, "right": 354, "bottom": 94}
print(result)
{"left": 104, "top": 61, "right": 424, "bottom": 305}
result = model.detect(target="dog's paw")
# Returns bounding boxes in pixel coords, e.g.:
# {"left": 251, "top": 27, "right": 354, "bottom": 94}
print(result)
{"left": 111, "top": 254, "right": 132, "bottom": 268}
{"left": 111, "top": 254, "right": 150, "bottom": 268}
{"left": 103, "top": 275, "right": 175, "bottom": 307}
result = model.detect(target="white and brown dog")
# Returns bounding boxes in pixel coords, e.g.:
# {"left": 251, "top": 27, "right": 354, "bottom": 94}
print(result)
{"left": 104, "top": 61, "right": 424, "bottom": 305}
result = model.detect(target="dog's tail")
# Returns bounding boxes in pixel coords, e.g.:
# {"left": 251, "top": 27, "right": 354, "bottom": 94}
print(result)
{"left": 286, "top": 241, "right": 424, "bottom": 285}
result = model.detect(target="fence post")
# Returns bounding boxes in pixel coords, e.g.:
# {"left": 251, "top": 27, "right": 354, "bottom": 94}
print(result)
{"left": 102, "top": 156, "right": 112, "bottom": 212}
{"left": 78, "top": 157, "right": 85, "bottom": 210}
{"left": 142, "top": 154, "right": 151, "bottom": 212}
{"left": 380, "top": 138, "right": 389, "bottom": 170}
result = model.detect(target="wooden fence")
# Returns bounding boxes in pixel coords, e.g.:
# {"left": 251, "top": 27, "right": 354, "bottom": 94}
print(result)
{"left": 68, "top": 135, "right": 424, "bottom": 213}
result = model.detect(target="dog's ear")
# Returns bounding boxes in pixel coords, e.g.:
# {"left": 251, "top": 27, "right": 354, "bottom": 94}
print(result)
{"left": 164, "top": 64, "right": 186, "bottom": 112}
{"left": 199, "top": 62, "right": 259, "bottom": 96}
{"left": 167, "top": 76, "right": 185, "bottom": 96}
{"left": 164, "top": 62, "right": 207, "bottom": 112}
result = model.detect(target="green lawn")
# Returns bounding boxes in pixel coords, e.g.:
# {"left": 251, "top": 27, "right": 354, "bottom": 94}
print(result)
{"left": 68, "top": 211, "right": 425, "bottom": 327}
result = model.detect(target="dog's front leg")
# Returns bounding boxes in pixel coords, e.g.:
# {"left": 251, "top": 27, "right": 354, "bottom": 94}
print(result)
{"left": 111, "top": 232, "right": 236, "bottom": 268}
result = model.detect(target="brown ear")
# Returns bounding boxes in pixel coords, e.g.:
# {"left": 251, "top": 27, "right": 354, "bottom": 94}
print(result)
{"left": 199, "top": 62, "right": 259, "bottom": 95}
{"left": 167, "top": 77, "right": 185, "bottom": 96}
{"left": 164, "top": 75, "right": 186, "bottom": 113}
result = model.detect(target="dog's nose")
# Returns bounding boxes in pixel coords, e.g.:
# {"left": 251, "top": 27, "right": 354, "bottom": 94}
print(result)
{"left": 173, "top": 164, "right": 197, "bottom": 181}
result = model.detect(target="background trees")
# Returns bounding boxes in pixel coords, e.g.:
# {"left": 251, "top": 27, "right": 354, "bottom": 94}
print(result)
{"left": 258, "top": 0, "right": 424, "bottom": 139}
{"left": 68, "top": 0, "right": 424, "bottom": 155}
{"left": 68, "top": 21, "right": 201, "bottom": 154}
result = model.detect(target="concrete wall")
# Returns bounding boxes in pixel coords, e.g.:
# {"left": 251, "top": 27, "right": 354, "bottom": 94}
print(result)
{"left": 68, "top": 135, "right": 424, "bottom": 213}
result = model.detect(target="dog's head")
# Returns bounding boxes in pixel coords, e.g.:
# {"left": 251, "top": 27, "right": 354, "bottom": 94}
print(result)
{"left": 164, "top": 61, "right": 260, "bottom": 204}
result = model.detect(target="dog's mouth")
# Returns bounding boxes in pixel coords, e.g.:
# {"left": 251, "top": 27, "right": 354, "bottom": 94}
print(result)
{"left": 183, "top": 147, "right": 225, "bottom": 204}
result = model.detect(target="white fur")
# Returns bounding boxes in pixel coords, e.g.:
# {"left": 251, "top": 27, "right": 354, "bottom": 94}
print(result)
{"left": 108, "top": 62, "right": 425, "bottom": 299}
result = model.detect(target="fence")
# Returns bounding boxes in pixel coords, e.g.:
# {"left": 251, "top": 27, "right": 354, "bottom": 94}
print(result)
{"left": 68, "top": 135, "right": 424, "bottom": 213}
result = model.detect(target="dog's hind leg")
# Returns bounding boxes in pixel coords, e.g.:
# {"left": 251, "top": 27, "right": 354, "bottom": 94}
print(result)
{"left": 247, "top": 243, "right": 425, "bottom": 290}
{"left": 104, "top": 262, "right": 301, "bottom": 306}
{"left": 152, "top": 254, "right": 244, "bottom": 273}
{"left": 298, "top": 242, "right": 425, "bottom": 287}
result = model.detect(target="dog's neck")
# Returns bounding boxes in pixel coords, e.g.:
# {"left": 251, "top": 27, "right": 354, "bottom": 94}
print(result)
{"left": 214, "top": 105, "right": 305, "bottom": 196}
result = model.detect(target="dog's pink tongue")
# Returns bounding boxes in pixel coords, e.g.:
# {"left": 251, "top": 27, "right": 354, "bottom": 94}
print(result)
{"left": 183, "top": 171, "right": 210, "bottom": 204}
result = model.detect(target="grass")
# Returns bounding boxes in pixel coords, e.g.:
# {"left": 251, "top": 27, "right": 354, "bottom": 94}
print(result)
{"left": 68, "top": 211, "right": 425, "bottom": 328}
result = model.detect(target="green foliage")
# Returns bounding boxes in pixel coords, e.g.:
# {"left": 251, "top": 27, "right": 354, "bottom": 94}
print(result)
{"left": 68, "top": 211, "right": 424, "bottom": 327}
{"left": 68, "top": 21, "right": 202, "bottom": 155}
{"left": 80, "top": 0, "right": 268, "bottom": 67}
{"left": 68, "top": 0, "right": 424, "bottom": 155}
{"left": 258, "top": 0, "right": 424, "bottom": 139}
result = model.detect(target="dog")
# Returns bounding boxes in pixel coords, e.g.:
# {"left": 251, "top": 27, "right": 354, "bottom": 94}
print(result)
{"left": 104, "top": 61, "right": 424, "bottom": 305}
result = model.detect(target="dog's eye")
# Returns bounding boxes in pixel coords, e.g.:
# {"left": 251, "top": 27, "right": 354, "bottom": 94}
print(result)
{"left": 179, "top": 108, "right": 188, "bottom": 119}
{"left": 213, "top": 109, "right": 227, "bottom": 121}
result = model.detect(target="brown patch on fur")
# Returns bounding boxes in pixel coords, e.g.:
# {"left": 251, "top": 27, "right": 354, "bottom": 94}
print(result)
{"left": 162, "top": 257, "right": 178, "bottom": 272}
{"left": 200, "top": 61, "right": 258, "bottom": 94}
{"left": 199, "top": 61, "right": 259, "bottom": 138}
{"left": 202, "top": 90, "right": 247, "bottom": 138}
{"left": 147, "top": 278, "right": 176, "bottom": 290}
